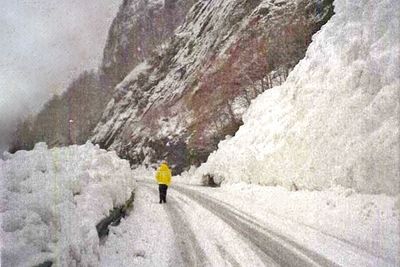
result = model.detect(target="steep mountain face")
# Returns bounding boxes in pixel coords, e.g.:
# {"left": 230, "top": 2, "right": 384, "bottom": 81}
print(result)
{"left": 8, "top": 0, "right": 194, "bottom": 152}
{"left": 100, "top": 0, "right": 196, "bottom": 91}
{"left": 92, "top": 0, "right": 334, "bottom": 172}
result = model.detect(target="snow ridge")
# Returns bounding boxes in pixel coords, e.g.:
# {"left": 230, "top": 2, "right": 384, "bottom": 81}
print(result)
{"left": 0, "top": 143, "right": 136, "bottom": 266}
{"left": 197, "top": 0, "right": 400, "bottom": 195}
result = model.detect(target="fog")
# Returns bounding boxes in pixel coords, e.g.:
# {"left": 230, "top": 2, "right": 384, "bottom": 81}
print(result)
{"left": 0, "top": 0, "right": 121, "bottom": 153}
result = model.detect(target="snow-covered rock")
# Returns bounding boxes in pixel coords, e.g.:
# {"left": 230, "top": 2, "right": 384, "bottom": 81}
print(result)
{"left": 0, "top": 142, "right": 136, "bottom": 266}
{"left": 92, "top": 0, "right": 334, "bottom": 173}
{"left": 100, "top": 0, "right": 196, "bottom": 88}
{"left": 197, "top": 0, "right": 400, "bottom": 195}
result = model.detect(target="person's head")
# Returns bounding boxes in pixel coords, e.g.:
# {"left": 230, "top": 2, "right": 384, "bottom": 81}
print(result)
{"left": 161, "top": 160, "right": 168, "bottom": 165}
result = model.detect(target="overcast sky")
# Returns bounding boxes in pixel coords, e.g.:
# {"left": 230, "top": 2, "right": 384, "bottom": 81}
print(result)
{"left": 0, "top": 0, "right": 121, "bottom": 152}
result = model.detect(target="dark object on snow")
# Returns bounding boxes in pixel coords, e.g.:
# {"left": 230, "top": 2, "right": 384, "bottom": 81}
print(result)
{"left": 96, "top": 191, "right": 135, "bottom": 238}
{"left": 133, "top": 250, "right": 146, "bottom": 258}
{"left": 35, "top": 261, "right": 52, "bottom": 267}
{"left": 159, "top": 184, "right": 168, "bottom": 203}
{"left": 177, "top": 66, "right": 186, "bottom": 79}
{"left": 202, "top": 174, "right": 219, "bottom": 187}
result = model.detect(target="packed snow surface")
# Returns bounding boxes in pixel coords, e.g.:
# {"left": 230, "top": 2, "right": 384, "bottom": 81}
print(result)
{"left": 102, "top": 168, "right": 399, "bottom": 266}
{"left": 197, "top": 0, "right": 400, "bottom": 195}
{"left": 0, "top": 142, "right": 136, "bottom": 266}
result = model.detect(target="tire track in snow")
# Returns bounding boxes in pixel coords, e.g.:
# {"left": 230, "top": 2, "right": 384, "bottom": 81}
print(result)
{"left": 172, "top": 185, "right": 339, "bottom": 267}
{"left": 139, "top": 180, "right": 278, "bottom": 266}
{"left": 167, "top": 193, "right": 268, "bottom": 266}
{"left": 171, "top": 193, "right": 263, "bottom": 267}
{"left": 215, "top": 243, "right": 241, "bottom": 267}
{"left": 143, "top": 185, "right": 209, "bottom": 266}
{"left": 194, "top": 185, "right": 394, "bottom": 265}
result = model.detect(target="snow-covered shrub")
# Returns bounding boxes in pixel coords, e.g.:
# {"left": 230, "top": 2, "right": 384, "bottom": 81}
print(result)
{"left": 197, "top": 0, "right": 400, "bottom": 195}
{"left": 0, "top": 142, "right": 136, "bottom": 266}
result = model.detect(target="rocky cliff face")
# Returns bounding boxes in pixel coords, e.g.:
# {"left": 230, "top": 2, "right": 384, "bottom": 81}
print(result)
{"left": 100, "top": 0, "right": 196, "bottom": 91}
{"left": 92, "top": 0, "right": 334, "bottom": 173}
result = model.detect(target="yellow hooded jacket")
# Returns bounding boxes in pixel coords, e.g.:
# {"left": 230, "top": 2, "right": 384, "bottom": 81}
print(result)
{"left": 156, "top": 163, "right": 172, "bottom": 186}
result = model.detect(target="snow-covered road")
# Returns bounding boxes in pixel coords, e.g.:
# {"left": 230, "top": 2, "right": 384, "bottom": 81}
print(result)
{"left": 170, "top": 183, "right": 337, "bottom": 267}
{"left": 101, "top": 182, "right": 275, "bottom": 266}
{"left": 2, "top": 145, "right": 397, "bottom": 266}
{"left": 99, "top": 179, "right": 398, "bottom": 267}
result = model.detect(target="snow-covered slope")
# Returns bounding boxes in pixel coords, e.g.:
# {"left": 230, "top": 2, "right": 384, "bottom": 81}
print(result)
{"left": 92, "top": 0, "right": 334, "bottom": 173}
{"left": 0, "top": 143, "right": 136, "bottom": 266}
{"left": 197, "top": 0, "right": 400, "bottom": 195}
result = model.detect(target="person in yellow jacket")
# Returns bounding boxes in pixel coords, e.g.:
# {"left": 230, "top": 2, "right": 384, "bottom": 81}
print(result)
{"left": 155, "top": 160, "right": 172, "bottom": 204}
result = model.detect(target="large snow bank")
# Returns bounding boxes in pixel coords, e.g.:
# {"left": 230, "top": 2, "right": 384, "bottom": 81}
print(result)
{"left": 0, "top": 142, "right": 136, "bottom": 266}
{"left": 197, "top": 0, "right": 400, "bottom": 195}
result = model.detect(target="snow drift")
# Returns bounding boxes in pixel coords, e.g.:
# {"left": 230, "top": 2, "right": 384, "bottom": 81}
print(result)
{"left": 0, "top": 143, "right": 136, "bottom": 266}
{"left": 197, "top": 0, "right": 400, "bottom": 195}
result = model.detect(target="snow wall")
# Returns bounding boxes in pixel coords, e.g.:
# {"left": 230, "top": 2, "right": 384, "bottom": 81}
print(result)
{"left": 0, "top": 143, "right": 136, "bottom": 266}
{"left": 197, "top": 0, "right": 400, "bottom": 195}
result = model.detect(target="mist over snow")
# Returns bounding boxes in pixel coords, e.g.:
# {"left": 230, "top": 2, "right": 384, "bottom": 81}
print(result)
{"left": 0, "top": 0, "right": 121, "bottom": 153}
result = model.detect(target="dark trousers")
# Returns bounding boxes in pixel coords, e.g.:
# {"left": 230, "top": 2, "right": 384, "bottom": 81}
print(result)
{"left": 159, "top": 184, "right": 168, "bottom": 203}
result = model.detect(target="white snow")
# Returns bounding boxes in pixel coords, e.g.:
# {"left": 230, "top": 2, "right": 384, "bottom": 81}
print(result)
{"left": 104, "top": 168, "right": 399, "bottom": 266}
{"left": 99, "top": 185, "right": 179, "bottom": 267}
{"left": 191, "top": 183, "right": 400, "bottom": 266}
{"left": 101, "top": 172, "right": 272, "bottom": 267}
{"left": 4, "top": 0, "right": 399, "bottom": 265}
{"left": 0, "top": 142, "right": 136, "bottom": 266}
{"left": 115, "top": 61, "right": 151, "bottom": 92}
{"left": 176, "top": 168, "right": 399, "bottom": 265}
{"left": 196, "top": 0, "right": 400, "bottom": 195}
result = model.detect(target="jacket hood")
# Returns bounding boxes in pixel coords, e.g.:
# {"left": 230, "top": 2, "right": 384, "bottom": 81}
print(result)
{"left": 159, "top": 163, "right": 169, "bottom": 171}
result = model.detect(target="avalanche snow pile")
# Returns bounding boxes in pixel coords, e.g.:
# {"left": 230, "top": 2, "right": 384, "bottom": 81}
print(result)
{"left": 0, "top": 143, "right": 136, "bottom": 266}
{"left": 197, "top": 0, "right": 400, "bottom": 195}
